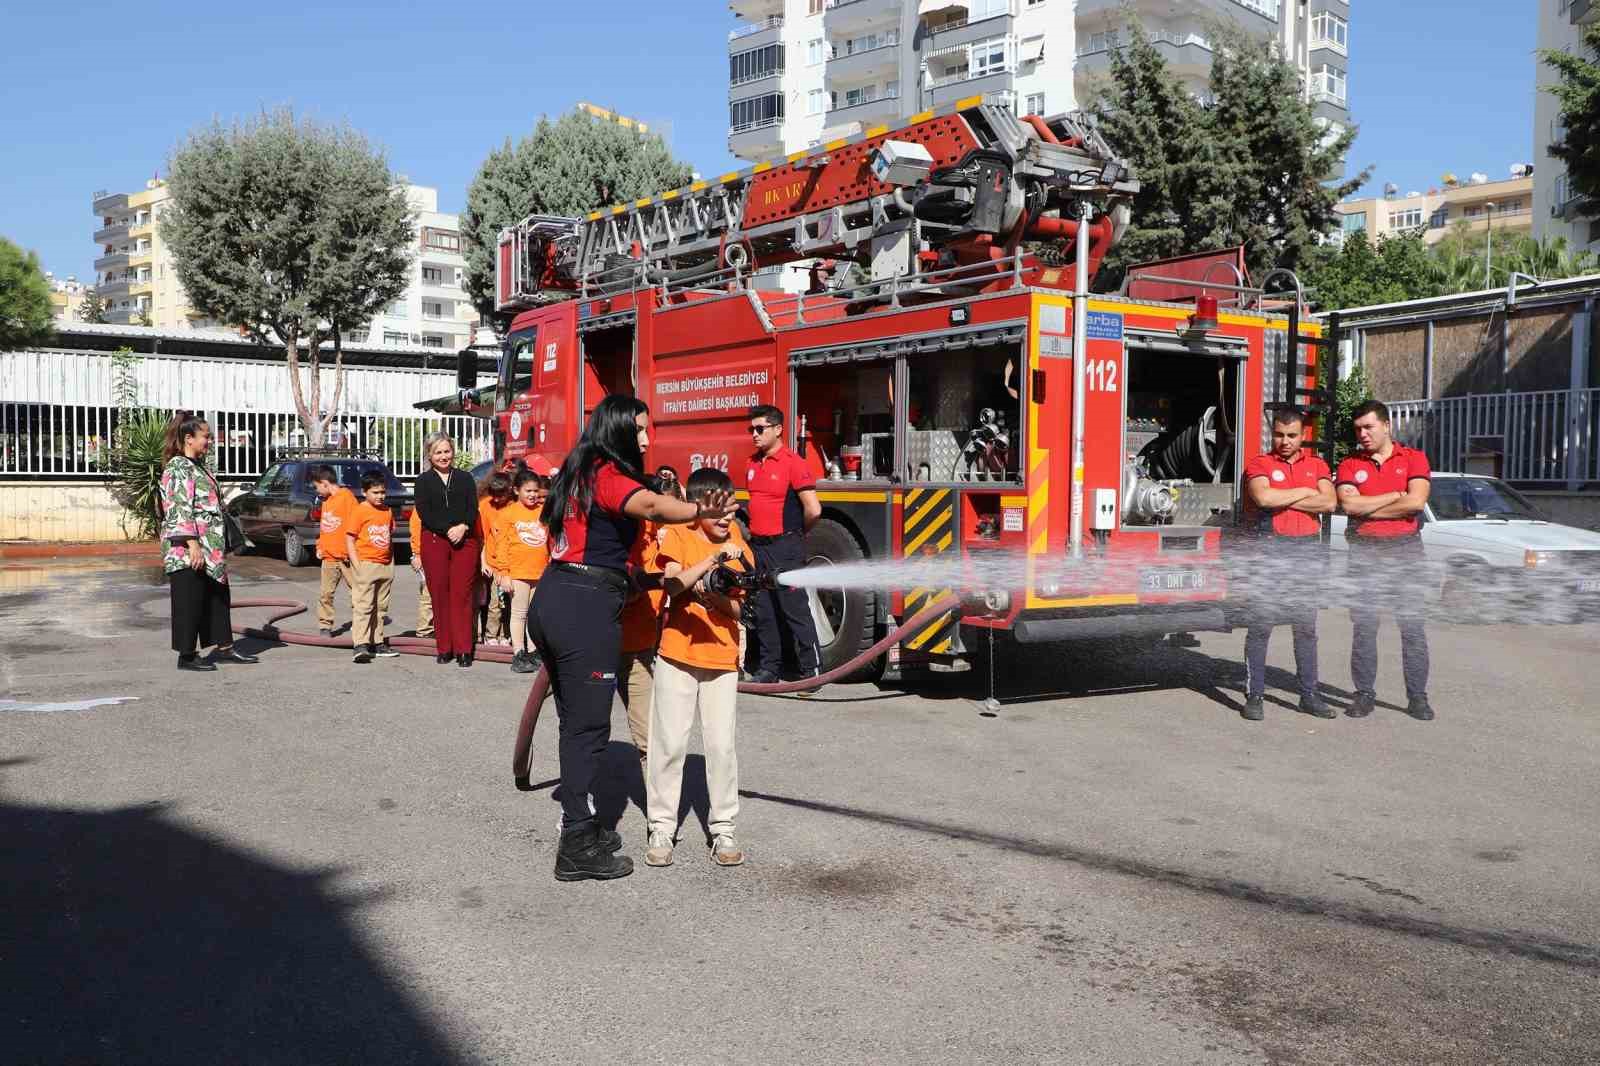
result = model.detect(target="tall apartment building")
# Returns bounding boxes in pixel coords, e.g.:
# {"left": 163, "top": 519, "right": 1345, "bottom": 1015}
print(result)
{"left": 92, "top": 179, "right": 199, "bottom": 328}
{"left": 91, "top": 180, "right": 480, "bottom": 347}
{"left": 350, "top": 185, "right": 480, "bottom": 351}
{"left": 727, "top": 0, "right": 1350, "bottom": 163}
{"left": 45, "top": 274, "right": 91, "bottom": 325}
{"left": 1533, "top": 0, "right": 1598, "bottom": 251}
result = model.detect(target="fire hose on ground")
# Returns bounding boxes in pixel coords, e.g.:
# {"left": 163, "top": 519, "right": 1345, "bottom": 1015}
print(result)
{"left": 230, "top": 591, "right": 963, "bottom": 791}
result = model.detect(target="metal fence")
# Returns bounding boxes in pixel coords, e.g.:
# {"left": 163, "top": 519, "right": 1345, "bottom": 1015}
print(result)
{"left": 1388, "top": 388, "right": 1600, "bottom": 486}
{"left": 1, "top": 349, "right": 494, "bottom": 482}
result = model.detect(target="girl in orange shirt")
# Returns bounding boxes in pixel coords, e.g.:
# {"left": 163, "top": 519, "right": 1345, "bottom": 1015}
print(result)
{"left": 503, "top": 469, "right": 551, "bottom": 673}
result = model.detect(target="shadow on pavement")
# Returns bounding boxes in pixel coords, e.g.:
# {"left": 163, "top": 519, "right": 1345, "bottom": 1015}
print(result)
{"left": 0, "top": 774, "right": 461, "bottom": 1064}
{"left": 740, "top": 787, "right": 1600, "bottom": 973}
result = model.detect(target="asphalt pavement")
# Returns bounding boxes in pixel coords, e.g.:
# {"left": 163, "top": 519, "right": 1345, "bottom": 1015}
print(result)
{"left": 1, "top": 551, "right": 1597, "bottom": 1065}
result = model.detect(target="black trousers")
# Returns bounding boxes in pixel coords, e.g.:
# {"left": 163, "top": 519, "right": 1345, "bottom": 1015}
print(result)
{"left": 169, "top": 568, "right": 232, "bottom": 654}
{"left": 751, "top": 534, "right": 820, "bottom": 678}
{"left": 1347, "top": 535, "right": 1430, "bottom": 699}
{"left": 1242, "top": 535, "right": 1323, "bottom": 700}
{"left": 526, "top": 564, "right": 624, "bottom": 833}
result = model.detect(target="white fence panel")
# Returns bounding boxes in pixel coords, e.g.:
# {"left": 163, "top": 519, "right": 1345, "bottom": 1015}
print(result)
{"left": 1388, "top": 388, "right": 1599, "bottom": 485}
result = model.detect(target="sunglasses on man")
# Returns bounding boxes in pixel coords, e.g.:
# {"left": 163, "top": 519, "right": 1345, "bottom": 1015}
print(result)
{"left": 748, "top": 423, "right": 774, "bottom": 435}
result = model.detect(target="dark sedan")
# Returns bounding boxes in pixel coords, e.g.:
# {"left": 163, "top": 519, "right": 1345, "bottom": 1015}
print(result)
{"left": 229, "top": 457, "right": 413, "bottom": 566}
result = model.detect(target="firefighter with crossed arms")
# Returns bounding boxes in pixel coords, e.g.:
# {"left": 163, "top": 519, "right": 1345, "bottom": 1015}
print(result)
{"left": 1240, "top": 406, "right": 1336, "bottom": 722}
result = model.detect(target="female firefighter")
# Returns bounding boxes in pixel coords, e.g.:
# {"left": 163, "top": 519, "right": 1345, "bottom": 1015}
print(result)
{"left": 529, "top": 394, "right": 736, "bottom": 883}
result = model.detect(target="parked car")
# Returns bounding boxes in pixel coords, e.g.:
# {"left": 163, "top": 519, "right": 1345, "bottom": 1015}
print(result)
{"left": 229, "top": 455, "right": 414, "bottom": 566}
{"left": 1330, "top": 472, "right": 1600, "bottom": 622}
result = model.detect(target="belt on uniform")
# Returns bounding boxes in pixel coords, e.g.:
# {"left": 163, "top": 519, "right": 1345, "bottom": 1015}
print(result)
{"left": 549, "top": 559, "right": 628, "bottom": 590}
{"left": 749, "top": 531, "right": 799, "bottom": 545}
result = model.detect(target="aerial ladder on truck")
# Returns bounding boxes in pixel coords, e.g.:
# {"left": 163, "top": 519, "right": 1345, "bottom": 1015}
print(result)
{"left": 495, "top": 103, "right": 1141, "bottom": 313}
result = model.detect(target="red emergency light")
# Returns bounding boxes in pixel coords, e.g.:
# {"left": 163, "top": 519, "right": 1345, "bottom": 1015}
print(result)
{"left": 1188, "top": 295, "right": 1219, "bottom": 334}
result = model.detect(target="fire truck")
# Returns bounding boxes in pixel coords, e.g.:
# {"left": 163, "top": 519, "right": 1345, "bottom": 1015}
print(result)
{"left": 483, "top": 98, "right": 1326, "bottom": 679}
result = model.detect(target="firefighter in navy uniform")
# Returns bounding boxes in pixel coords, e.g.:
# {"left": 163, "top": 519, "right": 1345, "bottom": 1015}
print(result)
{"left": 743, "top": 405, "right": 823, "bottom": 685}
{"left": 1336, "top": 400, "right": 1434, "bottom": 721}
{"left": 1240, "top": 407, "right": 1337, "bottom": 722}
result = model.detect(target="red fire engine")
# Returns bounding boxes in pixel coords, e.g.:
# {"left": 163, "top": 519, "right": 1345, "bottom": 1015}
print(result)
{"left": 483, "top": 98, "right": 1323, "bottom": 679}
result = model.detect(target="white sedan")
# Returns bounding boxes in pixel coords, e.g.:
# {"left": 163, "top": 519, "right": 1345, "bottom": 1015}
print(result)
{"left": 1329, "top": 473, "right": 1600, "bottom": 623}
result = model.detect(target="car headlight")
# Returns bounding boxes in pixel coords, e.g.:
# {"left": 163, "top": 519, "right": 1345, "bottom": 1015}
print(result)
{"left": 1525, "top": 549, "right": 1559, "bottom": 569}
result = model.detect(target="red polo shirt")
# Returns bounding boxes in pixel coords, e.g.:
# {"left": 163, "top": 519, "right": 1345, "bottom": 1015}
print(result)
{"left": 745, "top": 444, "right": 815, "bottom": 537}
{"left": 1244, "top": 450, "right": 1331, "bottom": 537}
{"left": 1336, "top": 443, "right": 1431, "bottom": 538}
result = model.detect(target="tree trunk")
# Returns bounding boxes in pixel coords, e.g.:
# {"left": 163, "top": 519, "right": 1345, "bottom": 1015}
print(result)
{"left": 307, "top": 332, "right": 324, "bottom": 449}
{"left": 284, "top": 328, "right": 320, "bottom": 448}
{"left": 322, "top": 326, "right": 348, "bottom": 448}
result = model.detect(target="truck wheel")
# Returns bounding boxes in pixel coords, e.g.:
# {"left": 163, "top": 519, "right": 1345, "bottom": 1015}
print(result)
{"left": 804, "top": 518, "right": 880, "bottom": 682}
{"left": 283, "top": 526, "right": 311, "bottom": 567}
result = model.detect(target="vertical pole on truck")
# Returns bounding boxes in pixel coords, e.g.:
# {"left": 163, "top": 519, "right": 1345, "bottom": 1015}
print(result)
{"left": 1068, "top": 200, "right": 1091, "bottom": 559}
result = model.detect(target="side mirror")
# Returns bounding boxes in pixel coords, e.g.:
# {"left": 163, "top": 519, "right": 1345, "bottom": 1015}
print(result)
{"left": 456, "top": 349, "right": 479, "bottom": 391}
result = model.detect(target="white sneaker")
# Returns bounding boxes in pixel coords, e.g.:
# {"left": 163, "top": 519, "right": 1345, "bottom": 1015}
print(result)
{"left": 644, "top": 831, "right": 674, "bottom": 867}
{"left": 710, "top": 834, "right": 744, "bottom": 867}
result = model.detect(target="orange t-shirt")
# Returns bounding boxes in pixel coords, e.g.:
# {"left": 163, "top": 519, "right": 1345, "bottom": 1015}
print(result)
{"left": 652, "top": 523, "right": 749, "bottom": 671}
{"left": 316, "top": 487, "right": 359, "bottom": 560}
{"left": 478, "top": 498, "right": 513, "bottom": 571}
{"left": 500, "top": 501, "right": 550, "bottom": 581}
{"left": 347, "top": 502, "right": 395, "bottom": 564}
{"left": 620, "top": 523, "right": 667, "bottom": 654}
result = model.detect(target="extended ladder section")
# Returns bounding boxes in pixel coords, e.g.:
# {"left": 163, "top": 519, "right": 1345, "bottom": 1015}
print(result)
{"left": 495, "top": 100, "right": 1140, "bottom": 312}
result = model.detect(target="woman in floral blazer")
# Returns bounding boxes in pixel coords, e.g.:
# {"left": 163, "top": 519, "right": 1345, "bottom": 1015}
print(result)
{"left": 158, "top": 412, "right": 257, "bottom": 671}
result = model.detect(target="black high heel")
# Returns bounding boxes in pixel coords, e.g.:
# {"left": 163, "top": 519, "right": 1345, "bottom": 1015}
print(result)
{"left": 436, "top": 654, "right": 452, "bottom": 664}
{"left": 457, "top": 653, "right": 473, "bottom": 667}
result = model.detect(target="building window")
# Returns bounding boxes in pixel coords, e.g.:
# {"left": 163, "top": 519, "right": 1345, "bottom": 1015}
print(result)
{"left": 1555, "top": 173, "right": 1571, "bottom": 208}
{"left": 347, "top": 329, "right": 370, "bottom": 344}
{"left": 422, "top": 265, "right": 444, "bottom": 285}
{"left": 1388, "top": 207, "right": 1423, "bottom": 230}
{"left": 836, "top": 28, "right": 898, "bottom": 56}
{"left": 1341, "top": 212, "right": 1367, "bottom": 233}
{"left": 807, "top": 88, "right": 828, "bottom": 115}
{"left": 1311, "top": 11, "right": 1347, "bottom": 52}
{"left": 423, "top": 299, "right": 447, "bottom": 319}
{"left": 730, "top": 42, "right": 784, "bottom": 85}
{"left": 1311, "top": 64, "right": 1346, "bottom": 104}
{"left": 971, "top": 35, "right": 1008, "bottom": 77}
{"left": 968, "top": 0, "right": 1010, "bottom": 19}
{"left": 1429, "top": 206, "right": 1449, "bottom": 229}
{"left": 386, "top": 299, "right": 408, "bottom": 316}
{"left": 1024, "top": 92, "right": 1046, "bottom": 115}
{"left": 730, "top": 92, "right": 784, "bottom": 130}
{"left": 807, "top": 37, "right": 827, "bottom": 65}
{"left": 808, "top": 0, "right": 822, "bottom": 14}
{"left": 422, "top": 229, "right": 461, "bottom": 253}
{"left": 421, "top": 335, "right": 447, "bottom": 349}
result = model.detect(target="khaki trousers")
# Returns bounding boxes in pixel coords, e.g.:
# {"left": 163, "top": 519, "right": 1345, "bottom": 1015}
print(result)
{"left": 414, "top": 566, "right": 433, "bottom": 637}
{"left": 317, "top": 557, "right": 353, "bottom": 629}
{"left": 618, "top": 649, "right": 656, "bottom": 765}
{"left": 350, "top": 560, "right": 394, "bottom": 648}
{"left": 481, "top": 581, "right": 507, "bottom": 640}
{"left": 509, "top": 578, "right": 537, "bottom": 654}
{"left": 647, "top": 656, "right": 739, "bottom": 840}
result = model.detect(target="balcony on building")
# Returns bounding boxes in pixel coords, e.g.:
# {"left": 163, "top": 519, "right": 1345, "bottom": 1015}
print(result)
{"left": 728, "top": 110, "right": 786, "bottom": 160}
{"left": 93, "top": 220, "right": 129, "bottom": 244}
{"left": 920, "top": 0, "right": 1012, "bottom": 46}
{"left": 1572, "top": 0, "right": 1596, "bottom": 26}
{"left": 729, "top": 0, "right": 782, "bottom": 21}
{"left": 1077, "top": 0, "right": 1277, "bottom": 30}
{"left": 825, "top": 0, "right": 901, "bottom": 35}
{"left": 827, "top": 26, "right": 900, "bottom": 83}
{"left": 92, "top": 190, "right": 129, "bottom": 215}
{"left": 1076, "top": 27, "right": 1211, "bottom": 82}
{"left": 729, "top": 13, "right": 783, "bottom": 50}
{"left": 826, "top": 82, "right": 904, "bottom": 128}
{"left": 94, "top": 250, "right": 131, "bottom": 272}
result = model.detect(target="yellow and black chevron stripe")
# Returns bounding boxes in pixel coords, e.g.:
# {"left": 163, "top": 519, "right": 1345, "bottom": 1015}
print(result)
{"left": 900, "top": 487, "right": 962, "bottom": 655}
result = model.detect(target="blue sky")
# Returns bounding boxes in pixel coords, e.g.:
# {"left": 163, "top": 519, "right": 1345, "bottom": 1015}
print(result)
{"left": 0, "top": 1, "right": 1540, "bottom": 283}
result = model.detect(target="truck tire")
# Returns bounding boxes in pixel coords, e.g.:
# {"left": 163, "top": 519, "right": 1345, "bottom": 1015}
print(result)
{"left": 804, "top": 518, "right": 880, "bottom": 682}
{"left": 283, "top": 526, "right": 311, "bottom": 567}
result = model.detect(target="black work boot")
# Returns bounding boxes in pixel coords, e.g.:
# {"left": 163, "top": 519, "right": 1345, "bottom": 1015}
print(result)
{"left": 1241, "top": 695, "right": 1264, "bottom": 722}
{"left": 1406, "top": 695, "right": 1435, "bottom": 721}
{"left": 595, "top": 827, "right": 623, "bottom": 853}
{"left": 1346, "top": 691, "right": 1376, "bottom": 718}
{"left": 1300, "top": 693, "right": 1336, "bottom": 719}
{"left": 554, "top": 827, "right": 634, "bottom": 882}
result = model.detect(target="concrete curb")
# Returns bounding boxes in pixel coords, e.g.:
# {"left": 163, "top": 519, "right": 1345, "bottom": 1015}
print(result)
{"left": 0, "top": 540, "right": 162, "bottom": 560}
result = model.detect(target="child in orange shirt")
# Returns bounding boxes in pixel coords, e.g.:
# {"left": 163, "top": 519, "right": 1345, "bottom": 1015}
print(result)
{"left": 477, "top": 473, "right": 514, "bottom": 645}
{"left": 344, "top": 471, "right": 397, "bottom": 664}
{"left": 407, "top": 504, "right": 433, "bottom": 638}
{"left": 502, "top": 469, "right": 550, "bottom": 674}
{"left": 619, "top": 520, "right": 668, "bottom": 773}
{"left": 311, "top": 465, "right": 359, "bottom": 637}
{"left": 644, "top": 467, "right": 751, "bottom": 869}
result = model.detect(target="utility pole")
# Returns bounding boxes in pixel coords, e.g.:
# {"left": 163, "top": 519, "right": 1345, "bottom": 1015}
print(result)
{"left": 1484, "top": 202, "right": 1497, "bottom": 289}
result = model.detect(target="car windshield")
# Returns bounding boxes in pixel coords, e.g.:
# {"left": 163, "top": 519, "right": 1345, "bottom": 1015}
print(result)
{"left": 323, "top": 462, "right": 405, "bottom": 496}
{"left": 1429, "top": 478, "right": 1542, "bottom": 521}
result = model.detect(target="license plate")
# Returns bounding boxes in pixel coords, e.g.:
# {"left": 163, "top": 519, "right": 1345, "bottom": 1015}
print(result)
{"left": 1142, "top": 568, "right": 1205, "bottom": 593}
{"left": 1580, "top": 578, "right": 1600, "bottom": 593}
